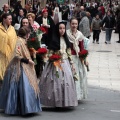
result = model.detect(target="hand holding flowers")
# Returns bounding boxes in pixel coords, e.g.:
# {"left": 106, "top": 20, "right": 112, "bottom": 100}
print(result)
{"left": 79, "top": 49, "right": 90, "bottom": 71}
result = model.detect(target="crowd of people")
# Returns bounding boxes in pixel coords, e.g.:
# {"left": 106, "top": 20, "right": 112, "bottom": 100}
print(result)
{"left": 0, "top": 0, "right": 120, "bottom": 116}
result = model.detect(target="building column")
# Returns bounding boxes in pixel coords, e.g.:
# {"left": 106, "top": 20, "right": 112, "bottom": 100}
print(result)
{"left": 40, "top": 0, "right": 47, "bottom": 9}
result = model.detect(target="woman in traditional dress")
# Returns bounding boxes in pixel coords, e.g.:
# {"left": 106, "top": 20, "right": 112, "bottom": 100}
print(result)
{"left": 0, "top": 13, "right": 17, "bottom": 87}
{"left": 67, "top": 18, "right": 88, "bottom": 101}
{"left": 0, "top": 26, "right": 42, "bottom": 115}
{"left": 40, "top": 22, "right": 78, "bottom": 107}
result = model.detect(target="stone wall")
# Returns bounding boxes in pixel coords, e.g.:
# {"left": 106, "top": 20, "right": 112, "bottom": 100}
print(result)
{"left": 0, "top": 0, "right": 8, "bottom": 10}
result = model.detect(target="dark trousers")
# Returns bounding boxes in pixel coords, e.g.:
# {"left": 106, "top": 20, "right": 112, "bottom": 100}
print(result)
{"left": 93, "top": 30, "right": 101, "bottom": 42}
{"left": 105, "top": 29, "right": 112, "bottom": 42}
{"left": 119, "top": 31, "right": 120, "bottom": 41}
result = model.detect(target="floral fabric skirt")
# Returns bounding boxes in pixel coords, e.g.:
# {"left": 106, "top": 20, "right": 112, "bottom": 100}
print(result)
{"left": 0, "top": 63, "right": 42, "bottom": 115}
{"left": 72, "top": 55, "right": 88, "bottom": 100}
{"left": 40, "top": 59, "right": 78, "bottom": 107}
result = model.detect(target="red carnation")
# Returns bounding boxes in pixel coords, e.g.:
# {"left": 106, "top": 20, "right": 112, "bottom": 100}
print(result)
{"left": 49, "top": 54, "right": 61, "bottom": 61}
{"left": 31, "top": 37, "right": 36, "bottom": 41}
{"left": 79, "top": 49, "right": 88, "bottom": 60}
{"left": 39, "top": 27, "right": 46, "bottom": 33}
{"left": 37, "top": 48, "right": 47, "bottom": 54}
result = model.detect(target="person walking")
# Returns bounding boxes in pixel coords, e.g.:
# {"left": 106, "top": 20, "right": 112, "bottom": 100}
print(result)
{"left": 79, "top": 11, "right": 91, "bottom": 39}
{"left": 116, "top": 12, "right": 120, "bottom": 43}
{"left": 91, "top": 14, "right": 102, "bottom": 44}
{"left": 102, "top": 10, "right": 116, "bottom": 44}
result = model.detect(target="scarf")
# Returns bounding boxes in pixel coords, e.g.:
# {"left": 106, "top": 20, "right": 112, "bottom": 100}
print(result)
{"left": 67, "top": 29, "right": 84, "bottom": 56}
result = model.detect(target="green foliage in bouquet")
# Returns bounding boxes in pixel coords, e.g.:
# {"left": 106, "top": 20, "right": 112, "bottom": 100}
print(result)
{"left": 27, "top": 26, "right": 40, "bottom": 50}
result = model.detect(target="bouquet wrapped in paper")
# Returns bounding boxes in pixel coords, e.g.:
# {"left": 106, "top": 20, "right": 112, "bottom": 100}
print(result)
{"left": 36, "top": 27, "right": 46, "bottom": 46}
{"left": 49, "top": 54, "right": 62, "bottom": 78}
{"left": 27, "top": 26, "right": 46, "bottom": 64}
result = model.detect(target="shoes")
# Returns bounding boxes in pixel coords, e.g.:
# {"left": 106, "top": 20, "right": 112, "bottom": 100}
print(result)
{"left": 97, "top": 41, "right": 99, "bottom": 44}
{"left": 116, "top": 41, "right": 120, "bottom": 43}
{"left": 105, "top": 41, "right": 107, "bottom": 44}
{"left": 105, "top": 41, "right": 111, "bottom": 44}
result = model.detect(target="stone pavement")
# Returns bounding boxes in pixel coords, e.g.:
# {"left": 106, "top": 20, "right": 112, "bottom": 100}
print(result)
{"left": 88, "top": 30, "right": 120, "bottom": 91}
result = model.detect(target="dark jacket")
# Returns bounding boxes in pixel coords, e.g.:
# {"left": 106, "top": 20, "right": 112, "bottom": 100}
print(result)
{"left": 102, "top": 15, "right": 116, "bottom": 28}
{"left": 116, "top": 13, "right": 120, "bottom": 31}
{"left": 36, "top": 16, "right": 55, "bottom": 47}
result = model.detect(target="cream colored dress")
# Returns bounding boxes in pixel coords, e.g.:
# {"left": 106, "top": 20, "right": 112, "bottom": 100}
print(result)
{"left": 67, "top": 29, "right": 88, "bottom": 100}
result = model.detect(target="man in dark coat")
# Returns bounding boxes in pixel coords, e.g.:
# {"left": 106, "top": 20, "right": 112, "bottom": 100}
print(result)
{"left": 62, "top": 2, "right": 70, "bottom": 22}
{"left": 116, "top": 12, "right": 120, "bottom": 43}
{"left": 36, "top": 8, "right": 55, "bottom": 47}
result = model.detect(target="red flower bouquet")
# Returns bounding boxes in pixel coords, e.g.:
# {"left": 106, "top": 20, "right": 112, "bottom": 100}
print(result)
{"left": 39, "top": 27, "right": 46, "bottom": 33}
{"left": 79, "top": 49, "right": 89, "bottom": 72}
{"left": 36, "top": 48, "right": 48, "bottom": 63}
{"left": 49, "top": 54, "right": 62, "bottom": 78}
{"left": 49, "top": 54, "right": 61, "bottom": 62}
{"left": 37, "top": 27, "right": 46, "bottom": 35}
{"left": 30, "top": 37, "right": 36, "bottom": 42}
{"left": 79, "top": 49, "right": 88, "bottom": 60}
{"left": 37, "top": 48, "right": 47, "bottom": 54}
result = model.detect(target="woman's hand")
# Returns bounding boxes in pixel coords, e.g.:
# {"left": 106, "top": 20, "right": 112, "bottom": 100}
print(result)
{"left": 80, "top": 58, "right": 84, "bottom": 64}
{"left": 84, "top": 60, "right": 89, "bottom": 66}
{"left": 71, "top": 63, "right": 75, "bottom": 73}
{"left": 42, "top": 24, "right": 46, "bottom": 27}
{"left": 29, "top": 60, "right": 35, "bottom": 65}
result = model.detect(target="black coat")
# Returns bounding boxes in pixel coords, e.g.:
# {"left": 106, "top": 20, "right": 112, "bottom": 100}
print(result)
{"left": 102, "top": 15, "right": 116, "bottom": 28}
{"left": 62, "top": 5, "right": 70, "bottom": 20}
{"left": 36, "top": 16, "right": 55, "bottom": 47}
{"left": 117, "top": 14, "right": 120, "bottom": 31}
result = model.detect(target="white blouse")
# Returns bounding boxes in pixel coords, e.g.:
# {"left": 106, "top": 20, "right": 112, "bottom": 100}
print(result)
{"left": 60, "top": 37, "right": 68, "bottom": 60}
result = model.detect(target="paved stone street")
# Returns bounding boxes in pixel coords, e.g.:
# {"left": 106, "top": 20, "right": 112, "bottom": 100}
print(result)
{"left": 0, "top": 30, "right": 120, "bottom": 120}
{"left": 88, "top": 31, "right": 120, "bottom": 91}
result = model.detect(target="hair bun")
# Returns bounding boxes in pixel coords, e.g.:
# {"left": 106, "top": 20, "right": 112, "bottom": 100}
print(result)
{"left": 18, "top": 26, "right": 30, "bottom": 37}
